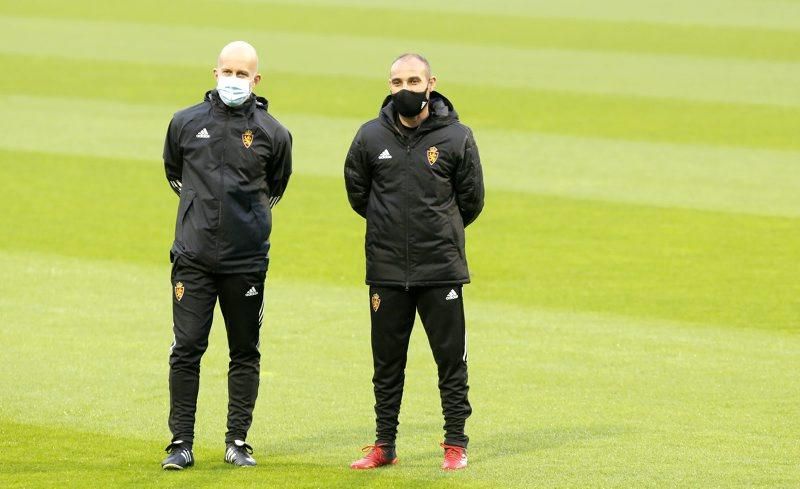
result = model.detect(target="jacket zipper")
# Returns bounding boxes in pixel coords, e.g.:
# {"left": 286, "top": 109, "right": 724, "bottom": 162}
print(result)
{"left": 404, "top": 142, "right": 411, "bottom": 291}
{"left": 392, "top": 119, "right": 421, "bottom": 292}
{"left": 217, "top": 110, "right": 229, "bottom": 267}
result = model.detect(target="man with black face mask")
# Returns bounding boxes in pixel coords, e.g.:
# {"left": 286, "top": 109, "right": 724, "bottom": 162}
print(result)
{"left": 344, "top": 53, "right": 485, "bottom": 471}
{"left": 160, "top": 41, "right": 292, "bottom": 470}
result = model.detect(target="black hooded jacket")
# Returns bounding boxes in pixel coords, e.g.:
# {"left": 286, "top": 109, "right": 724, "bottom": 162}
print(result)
{"left": 344, "top": 91, "right": 485, "bottom": 287}
{"left": 163, "top": 90, "right": 292, "bottom": 273}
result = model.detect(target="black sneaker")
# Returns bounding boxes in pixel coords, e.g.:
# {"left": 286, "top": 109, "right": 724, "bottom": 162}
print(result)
{"left": 161, "top": 441, "right": 194, "bottom": 470}
{"left": 224, "top": 440, "right": 257, "bottom": 467}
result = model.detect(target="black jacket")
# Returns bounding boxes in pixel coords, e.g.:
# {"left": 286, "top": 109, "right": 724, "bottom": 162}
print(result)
{"left": 164, "top": 90, "right": 292, "bottom": 273}
{"left": 344, "top": 91, "right": 484, "bottom": 287}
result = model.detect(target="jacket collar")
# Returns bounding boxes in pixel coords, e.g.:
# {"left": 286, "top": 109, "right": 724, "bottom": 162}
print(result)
{"left": 379, "top": 91, "right": 459, "bottom": 135}
{"left": 205, "top": 89, "right": 269, "bottom": 116}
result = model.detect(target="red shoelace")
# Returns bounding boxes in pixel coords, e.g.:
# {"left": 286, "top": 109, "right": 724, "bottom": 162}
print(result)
{"left": 441, "top": 443, "right": 464, "bottom": 463}
{"left": 360, "top": 445, "right": 387, "bottom": 461}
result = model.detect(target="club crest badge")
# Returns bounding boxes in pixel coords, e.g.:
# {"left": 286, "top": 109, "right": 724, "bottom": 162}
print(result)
{"left": 426, "top": 146, "right": 439, "bottom": 165}
{"left": 371, "top": 293, "right": 381, "bottom": 312}
{"left": 242, "top": 129, "right": 253, "bottom": 149}
{"left": 174, "top": 282, "right": 185, "bottom": 302}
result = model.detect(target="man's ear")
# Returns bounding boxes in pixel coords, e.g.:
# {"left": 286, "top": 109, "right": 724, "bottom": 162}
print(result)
{"left": 428, "top": 76, "right": 437, "bottom": 92}
{"left": 252, "top": 73, "right": 262, "bottom": 86}
{"left": 213, "top": 67, "right": 219, "bottom": 80}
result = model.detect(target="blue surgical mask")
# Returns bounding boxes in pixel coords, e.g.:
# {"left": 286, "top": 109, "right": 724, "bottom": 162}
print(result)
{"left": 216, "top": 75, "right": 251, "bottom": 107}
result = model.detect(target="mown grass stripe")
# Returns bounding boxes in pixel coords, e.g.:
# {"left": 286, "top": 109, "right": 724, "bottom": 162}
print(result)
{"left": 482, "top": 130, "right": 800, "bottom": 218}
{"left": 2, "top": 16, "right": 800, "bottom": 108}
{"left": 2, "top": 0, "right": 800, "bottom": 61}
{"left": 3, "top": 67, "right": 800, "bottom": 161}
{"left": 1, "top": 151, "right": 797, "bottom": 331}
{"left": 1, "top": 88, "right": 799, "bottom": 219}
{"left": 246, "top": 0, "right": 800, "bottom": 31}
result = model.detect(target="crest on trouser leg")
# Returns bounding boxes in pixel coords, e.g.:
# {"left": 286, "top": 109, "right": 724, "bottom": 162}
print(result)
{"left": 175, "top": 282, "right": 185, "bottom": 301}
{"left": 371, "top": 293, "right": 381, "bottom": 312}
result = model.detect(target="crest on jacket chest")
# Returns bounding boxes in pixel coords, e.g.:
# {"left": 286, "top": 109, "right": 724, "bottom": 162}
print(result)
{"left": 242, "top": 129, "right": 254, "bottom": 149}
{"left": 426, "top": 146, "right": 439, "bottom": 165}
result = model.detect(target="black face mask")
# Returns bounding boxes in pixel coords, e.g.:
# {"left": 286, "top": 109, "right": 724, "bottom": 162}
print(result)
{"left": 391, "top": 89, "right": 429, "bottom": 117}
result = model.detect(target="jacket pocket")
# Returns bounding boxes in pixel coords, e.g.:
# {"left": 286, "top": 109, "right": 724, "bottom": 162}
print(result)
{"left": 176, "top": 189, "right": 196, "bottom": 246}
{"left": 250, "top": 195, "right": 269, "bottom": 246}
{"left": 448, "top": 207, "right": 466, "bottom": 261}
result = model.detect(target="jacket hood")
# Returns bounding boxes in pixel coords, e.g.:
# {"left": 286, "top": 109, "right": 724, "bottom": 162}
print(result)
{"left": 205, "top": 89, "right": 270, "bottom": 114}
{"left": 380, "top": 91, "right": 459, "bottom": 130}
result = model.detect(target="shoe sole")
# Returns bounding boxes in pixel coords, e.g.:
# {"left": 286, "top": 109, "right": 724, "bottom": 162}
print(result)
{"left": 350, "top": 458, "right": 398, "bottom": 470}
{"left": 162, "top": 463, "right": 188, "bottom": 470}
{"left": 224, "top": 461, "right": 256, "bottom": 467}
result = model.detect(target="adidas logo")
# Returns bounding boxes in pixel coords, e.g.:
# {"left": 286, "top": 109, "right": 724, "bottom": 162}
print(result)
{"left": 225, "top": 447, "right": 255, "bottom": 464}
{"left": 378, "top": 149, "right": 392, "bottom": 160}
{"left": 225, "top": 447, "right": 237, "bottom": 463}
{"left": 445, "top": 289, "right": 459, "bottom": 301}
{"left": 196, "top": 128, "right": 210, "bottom": 139}
{"left": 245, "top": 286, "right": 258, "bottom": 297}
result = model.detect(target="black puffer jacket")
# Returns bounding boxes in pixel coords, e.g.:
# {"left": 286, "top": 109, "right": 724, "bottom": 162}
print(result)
{"left": 164, "top": 90, "right": 292, "bottom": 273}
{"left": 344, "top": 91, "right": 484, "bottom": 287}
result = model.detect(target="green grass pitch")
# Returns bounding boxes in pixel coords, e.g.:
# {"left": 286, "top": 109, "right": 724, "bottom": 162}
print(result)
{"left": 0, "top": 1, "right": 799, "bottom": 487}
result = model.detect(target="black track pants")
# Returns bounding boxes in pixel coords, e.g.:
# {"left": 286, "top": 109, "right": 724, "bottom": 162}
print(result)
{"left": 168, "top": 257, "right": 266, "bottom": 444}
{"left": 369, "top": 285, "right": 472, "bottom": 448}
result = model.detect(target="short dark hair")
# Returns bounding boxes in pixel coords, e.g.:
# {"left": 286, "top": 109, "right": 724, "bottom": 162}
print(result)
{"left": 391, "top": 53, "right": 431, "bottom": 79}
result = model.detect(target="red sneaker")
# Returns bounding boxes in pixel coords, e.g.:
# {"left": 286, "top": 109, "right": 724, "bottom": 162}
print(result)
{"left": 349, "top": 444, "right": 398, "bottom": 470}
{"left": 441, "top": 443, "right": 467, "bottom": 470}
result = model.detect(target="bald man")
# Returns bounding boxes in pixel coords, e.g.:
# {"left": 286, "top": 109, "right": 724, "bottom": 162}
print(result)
{"left": 345, "top": 53, "right": 484, "bottom": 470}
{"left": 161, "top": 41, "right": 292, "bottom": 470}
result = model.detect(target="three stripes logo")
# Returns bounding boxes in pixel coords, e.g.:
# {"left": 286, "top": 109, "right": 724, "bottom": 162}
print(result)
{"left": 225, "top": 446, "right": 236, "bottom": 463}
{"left": 378, "top": 149, "right": 392, "bottom": 160}
{"left": 179, "top": 449, "right": 193, "bottom": 464}
{"left": 445, "top": 289, "right": 459, "bottom": 301}
{"left": 226, "top": 442, "right": 256, "bottom": 465}
{"left": 195, "top": 127, "right": 210, "bottom": 139}
{"left": 245, "top": 286, "right": 258, "bottom": 297}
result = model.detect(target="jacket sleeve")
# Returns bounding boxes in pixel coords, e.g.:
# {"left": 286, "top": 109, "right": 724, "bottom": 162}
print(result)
{"left": 163, "top": 117, "right": 183, "bottom": 196}
{"left": 344, "top": 129, "right": 370, "bottom": 218}
{"left": 267, "top": 126, "right": 293, "bottom": 208}
{"left": 454, "top": 128, "right": 485, "bottom": 227}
